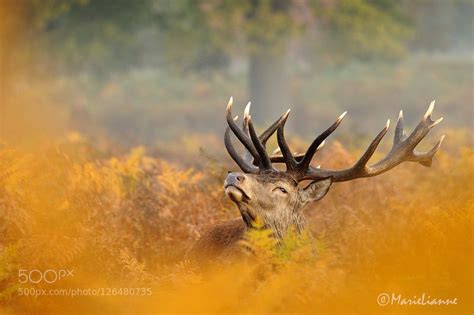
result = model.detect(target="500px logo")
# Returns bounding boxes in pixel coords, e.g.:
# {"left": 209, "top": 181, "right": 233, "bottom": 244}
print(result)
{"left": 18, "top": 269, "right": 74, "bottom": 284}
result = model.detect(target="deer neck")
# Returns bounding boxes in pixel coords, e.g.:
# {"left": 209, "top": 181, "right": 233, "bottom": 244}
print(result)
{"left": 267, "top": 210, "right": 307, "bottom": 240}
{"left": 240, "top": 205, "right": 307, "bottom": 240}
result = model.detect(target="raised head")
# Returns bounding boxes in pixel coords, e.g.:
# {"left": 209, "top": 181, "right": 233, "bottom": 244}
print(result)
{"left": 224, "top": 98, "right": 444, "bottom": 238}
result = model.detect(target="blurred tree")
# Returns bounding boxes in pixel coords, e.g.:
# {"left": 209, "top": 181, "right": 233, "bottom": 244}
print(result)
{"left": 20, "top": 0, "right": 412, "bottom": 119}
{"left": 26, "top": 0, "right": 154, "bottom": 77}
{"left": 309, "top": 0, "right": 412, "bottom": 63}
{"left": 407, "top": 0, "right": 473, "bottom": 52}
{"left": 152, "top": 0, "right": 412, "bottom": 120}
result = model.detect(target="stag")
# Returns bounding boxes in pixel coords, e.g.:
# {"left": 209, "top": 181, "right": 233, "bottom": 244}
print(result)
{"left": 188, "top": 98, "right": 444, "bottom": 262}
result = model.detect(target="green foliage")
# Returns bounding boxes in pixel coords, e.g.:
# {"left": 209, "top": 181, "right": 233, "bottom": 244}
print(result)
{"left": 313, "top": 0, "right": 412, "bottom": 62}
{"left": 196, "top": 0, "right": 302, "bottom": 53}
{"left": 28, "top": 0, "right": 155, "bottom": 74}
{"left": 20, "top": 0, "right": 418, "bottom": 75}
{"left": 153, "top": 0, "right": 229, "bottom": 71}
{"left": 275, "top": 229, "right": 320, "bottom": 264}
{"left": 242, "top": 220, "right": 323, "bottom": 268}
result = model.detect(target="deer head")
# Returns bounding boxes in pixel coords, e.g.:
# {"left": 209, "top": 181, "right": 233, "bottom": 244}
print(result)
{"left": 224, "top": 97, "right": 444, "bottom": 239}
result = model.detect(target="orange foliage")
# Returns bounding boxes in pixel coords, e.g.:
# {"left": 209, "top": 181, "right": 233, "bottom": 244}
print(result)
{"left": 0, "top": 134, "right": 472, "bottom": 314}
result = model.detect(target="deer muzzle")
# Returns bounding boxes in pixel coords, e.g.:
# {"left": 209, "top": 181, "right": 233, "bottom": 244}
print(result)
{"left": 224, "top": 172, "right": 250, "bottom": 203}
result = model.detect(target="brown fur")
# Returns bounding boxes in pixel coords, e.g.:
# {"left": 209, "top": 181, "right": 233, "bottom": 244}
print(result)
{"left": 187, "top": 173, "right": 332, "bottom": 263}
{"left": 186, "top": 218, "right": 246, "bottom": 263}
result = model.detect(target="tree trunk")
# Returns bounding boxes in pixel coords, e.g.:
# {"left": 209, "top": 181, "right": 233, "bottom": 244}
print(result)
{"left": 248, "top": 49, "right": 289, "bottom": 124}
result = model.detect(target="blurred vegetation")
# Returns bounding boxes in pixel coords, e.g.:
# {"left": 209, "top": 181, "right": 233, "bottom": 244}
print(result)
{"left": 1, "top": 0, "right": 472, "bottom": 150}
{"left": 0, "top": 135, "right": 472, "bottom": 314}
{"left": 0, "top": 2, "right": 473, "bottom": 314}
{"left": 24, "top": 0, "right": 410, "bottom": 71}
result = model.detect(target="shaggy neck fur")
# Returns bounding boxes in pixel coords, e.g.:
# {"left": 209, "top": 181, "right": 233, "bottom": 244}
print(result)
{"left": 239, "top": 203, "right": 307, "bottom": 240}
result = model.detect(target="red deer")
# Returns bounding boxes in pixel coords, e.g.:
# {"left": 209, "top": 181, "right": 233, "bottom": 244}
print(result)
{"left": 188, "top": 98, "right": 444, "bottom": 262}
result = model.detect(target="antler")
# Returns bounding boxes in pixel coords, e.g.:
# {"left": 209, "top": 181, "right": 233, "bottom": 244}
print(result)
{"left": 292, "top": 101, "right": 445, "bottom": 182}
{"left": 224, "top": 98, "right": 444, "bottom": 183}
{"left": 225, "top": 97, "right": 290, "bottom": 173}
{"left": 239, "top": 102, "right": 309, "bottom": 166}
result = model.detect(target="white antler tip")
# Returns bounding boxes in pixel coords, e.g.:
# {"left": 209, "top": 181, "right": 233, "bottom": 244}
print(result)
{"left": 227, "top": 96, "right": 233, "bottom": 109}
{"left": 316, "top": 165, "right": 321, "bottom": 169}
{"left": 433, "top": 117, "right": 444, "bottom": 126}
{"left": 398, "top": 110, "right": 404, "bottom": 119}
{"left": 244, "top": 102, "right": 251, "bottom": 117}
{"left": 424, "top": 100, "right": 435, "bottom": 119}
{"left": 338, "top": 111, "right": 348, "bottom": 120}
{"left": 385, "top": 119, "right": 390, "bottom": 129}
{"left": 440, "top": 134, "right": 446, "bottom": 142}
{"left": 233, "top": 115, "right": 239, "bottom": 121}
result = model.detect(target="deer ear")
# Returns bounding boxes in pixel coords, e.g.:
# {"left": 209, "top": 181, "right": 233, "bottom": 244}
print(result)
{"left": 300, "top": 177, "right": 332, "bottom": 205}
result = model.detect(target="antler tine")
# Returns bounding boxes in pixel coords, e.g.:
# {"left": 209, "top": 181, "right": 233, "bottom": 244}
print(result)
{"left": 226, "top": 97, "right": 260, "bottom": 163}
{"left": 404, "top": 101, "right": 443, "bottom": 148}
{"left": 242, "top": 102, "right": 253, "bottom": 163}
{"left": 409, "top": 134, "right": 445, "bottom": 167}
{"left": 394, "top": 110, "right": 405, "bottom": 144}
{"left": 259, "top": 111, "right": 286, "bottom": 146}
{"left": 248, "top": 117, "right": 274, "bottom": 170}
{"left": 303, "top": 119, "right": 390, "bottom": 181}
{"left": 365, "top": 101, "right": 444, "bottom": 173}
{"left": 276, "top": 109, "right": 297, "bottom": 171}
{"left": 298, "top": 111, "right": 347, "bottom": 170}
{"left": 226, "top": 98, "right": 289, "bottom": 172}
{"left": 389, "top": 100, "right": 444, "bottom": 167}
{"left": 305, "top": 101, "right": 444, "bottom": 182}
{"left": 244, "top": 102, "right": 288, "bottom": 166}
{"left": 353, "top": 119, "right": 390, "bottom": 170}
{"left": 224, "top": 123, "right": 259, "bottom": 174}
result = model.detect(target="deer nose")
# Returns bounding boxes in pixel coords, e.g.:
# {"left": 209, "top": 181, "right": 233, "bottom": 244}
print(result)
{"left": 225, "top": 172, "right": 245, "bottom": 186}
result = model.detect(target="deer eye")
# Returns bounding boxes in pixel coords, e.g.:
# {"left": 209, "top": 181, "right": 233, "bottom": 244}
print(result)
{"left": 273, "top": 187, "right": 288, "bottom": 194}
